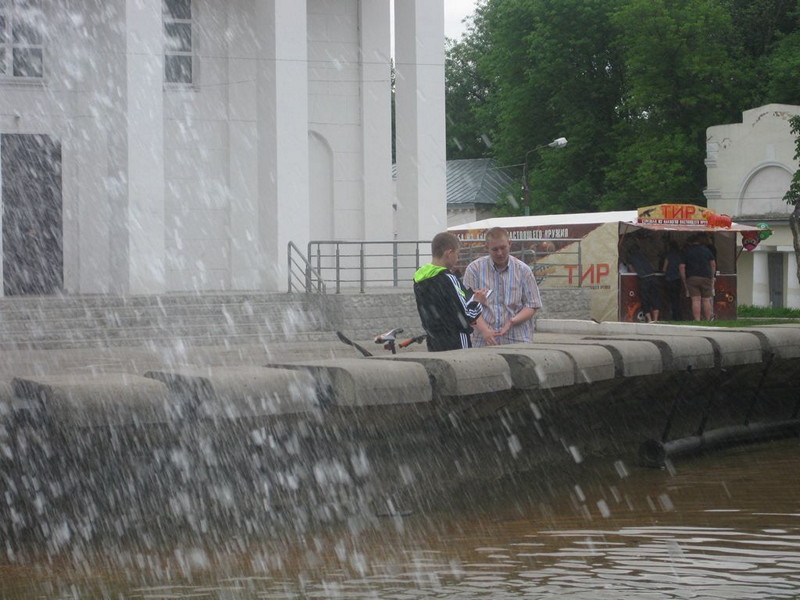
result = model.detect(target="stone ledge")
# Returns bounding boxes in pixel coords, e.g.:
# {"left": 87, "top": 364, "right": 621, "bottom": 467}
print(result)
{"left": 373, "top": 351, "right": 513, "bottom": 396}
{"left": 11, "top": 373, "right": 173, "bottom": 426}
{"left": 144, "top": 366, "right": 320, "bottom": 418}
{"left": 267, "top": 358, "right": 432, "bottom": 407}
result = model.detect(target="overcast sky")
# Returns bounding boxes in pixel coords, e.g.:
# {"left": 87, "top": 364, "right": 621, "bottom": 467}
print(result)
{"left": 444, "top": 0, "right": 478, "bottom": 40}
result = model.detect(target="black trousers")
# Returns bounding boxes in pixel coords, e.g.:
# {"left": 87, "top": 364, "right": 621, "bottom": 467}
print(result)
{"left": 426, "top": 331, "right": 472, "bottom": 352}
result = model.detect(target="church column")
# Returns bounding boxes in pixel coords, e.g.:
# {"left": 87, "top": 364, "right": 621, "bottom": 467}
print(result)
{"left": 394, "top": 0, "right": 446, "bottom": 241}
{"left": 124, "top": 0, "right": 165, "bottom": 293}
{"left": 359, "top": 0, "right": 393, "bottom": 240}
{"left": 255, "top": 0, "right": 309, "bottom": 291}
{"left": 751, "top": 249, "right": 769, "bottom": 306}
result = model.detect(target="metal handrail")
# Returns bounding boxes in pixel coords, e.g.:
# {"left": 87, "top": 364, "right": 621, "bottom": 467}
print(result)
{"left": 287, "top": 241, "right": 327, "bottom": 293}
{"left": 308, "top": 240, "right": 429, "bottom": 293}
{"left": 299, "top": 238, "right": 584, "bottom": 293}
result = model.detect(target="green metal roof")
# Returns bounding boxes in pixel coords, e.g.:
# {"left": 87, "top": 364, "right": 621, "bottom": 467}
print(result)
{"left": 446, "top": 158, "right": 517, "bottom": 207}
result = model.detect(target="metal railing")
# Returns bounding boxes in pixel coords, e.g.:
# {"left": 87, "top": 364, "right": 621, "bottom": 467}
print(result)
{"left": 291, "top": 238, "right": 584, "bottom": 293}
{"left": 287, "top": 241, "right": 326, "bottom": 293}
{"left": 308, "top": 240, "right": 429, "bottom": 293}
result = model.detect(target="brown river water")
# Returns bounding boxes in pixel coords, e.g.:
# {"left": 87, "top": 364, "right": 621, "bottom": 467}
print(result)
{"left": 1, "top": 437, "right": 799, "bottom": 599}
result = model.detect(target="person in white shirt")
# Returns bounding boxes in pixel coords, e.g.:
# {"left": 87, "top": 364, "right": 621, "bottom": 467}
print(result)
{"left": 463, "top": 227, "right": 543, "bottom": 346}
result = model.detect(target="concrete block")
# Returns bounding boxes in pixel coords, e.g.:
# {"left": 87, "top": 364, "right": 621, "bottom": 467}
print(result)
{"left": 535, "top": 319, "right": 604, "bottom": 335}
{"left": 268, "top": 358, "right": 431, "bottom": 407}
{"left": 472, "top": 347, "right": 574, "bottom": 390}
{"left": 666, "top": 330, "right": 764, "bottom": 367}
{"left": 11, "top": 374, "right": 173, "bottom": 426}
{"left": 375, "top": 351, "right": 513, "bottom": 396}
{"left": 144, "top": 366, "right": 319, "bottom": 418}
{"left": 534, "top": 337, "right": 663, "bottom": 378}
{"left": 733, "top": 326, "right": 800, "bottom": 360}
{"left": 518, "top": 342, "right": 616, "bottom": 383}
{"left": 582, "top": 334, "right": 715, "bottom": 372}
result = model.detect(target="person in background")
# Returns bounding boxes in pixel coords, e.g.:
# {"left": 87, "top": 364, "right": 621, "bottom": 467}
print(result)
{"left": 661, "top": 238, "right": 684, "bottom": 321}
{"left": 463, "top": 227, "right": 542, "bottom": 346}
{"left": 680, "top": 233, "right": 716, "bottom": 321}
{"left": 413, "top": 232, "right": 497, "bottom": 351}
{"left": 626, "top": 242, "right": 661, "bottom": 322}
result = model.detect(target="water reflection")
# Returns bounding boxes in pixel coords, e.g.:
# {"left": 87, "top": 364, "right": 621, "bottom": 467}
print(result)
{"left": 2, "top": 439, "right": 799, "bottom": 598}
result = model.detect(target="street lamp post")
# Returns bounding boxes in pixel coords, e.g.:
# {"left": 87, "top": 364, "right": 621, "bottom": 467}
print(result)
{"left": 522, "top": 137, "right": 568, "bottom": 216}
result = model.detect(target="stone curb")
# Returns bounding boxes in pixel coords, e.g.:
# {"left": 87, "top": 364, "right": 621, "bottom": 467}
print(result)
{"left": 372, "top": 351, "right": 513, "bottom": 396}
{"left": 11, "top": 373, "right": 173, "bottom": 426}
{"left": 267, "top": 358, "right": 432, "bottom": 407}
{"left": 144, "top": 366, "right": 320, "bottom": 418}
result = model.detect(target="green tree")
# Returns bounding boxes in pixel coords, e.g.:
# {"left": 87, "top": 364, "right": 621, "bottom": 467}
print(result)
{"left": 445, "top": 0, "right": 800, "bottom": 216}
{"left": 761, "top": 1, "right": 800, "bottom": 105}
{"left": 474, "top": 0, "right": 625, "bottom": 214}
{"left": 445, "top": 34, "right": 492, "bottom": 159}
{"left": 605, "top": 0, "right": 747, "bottom": 207}
{"left": 725, "top": 0, "right": 798, "bottom": 104}
{"left": 763, "top": 29, "right": 800, "bottom": 104}
{"left": 783, "top": 114, "right": 800, "bottom": 286}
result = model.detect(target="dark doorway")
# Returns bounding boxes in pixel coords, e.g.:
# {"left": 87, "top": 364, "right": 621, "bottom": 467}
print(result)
{"left": 768, "top": 252, "right": 784, "bottom": 309}
{"left": 1, "top": 134, "right": 63, "bottom": 295}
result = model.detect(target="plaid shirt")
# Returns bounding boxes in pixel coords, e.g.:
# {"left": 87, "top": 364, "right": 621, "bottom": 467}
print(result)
{"left": 463, "top": 255, "right": 542, "bottom": 346}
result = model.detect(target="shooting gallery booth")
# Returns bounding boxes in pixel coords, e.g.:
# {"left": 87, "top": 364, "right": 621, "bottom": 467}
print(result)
{"left": 449, "top": 204, "right": 771, "bottom": 322}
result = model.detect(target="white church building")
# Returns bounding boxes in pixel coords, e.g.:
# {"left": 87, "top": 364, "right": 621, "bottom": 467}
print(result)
{"left": 705, "top": 104, "right": 800, "bottom": 309}
{"left": 0, "top": 0, "right": 445, "bottom": 295}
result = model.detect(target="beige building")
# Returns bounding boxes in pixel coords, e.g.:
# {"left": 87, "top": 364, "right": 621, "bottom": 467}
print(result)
{"left": 705, "top": 104, "right": 800, "bottom": 309}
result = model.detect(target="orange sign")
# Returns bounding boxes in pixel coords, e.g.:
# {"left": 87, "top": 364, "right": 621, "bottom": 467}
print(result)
{"left": 637, "top": 204, "right": 731, "bottom": 228}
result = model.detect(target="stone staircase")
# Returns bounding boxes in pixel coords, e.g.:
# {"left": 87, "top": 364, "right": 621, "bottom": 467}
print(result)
{"left": 0, "top": 287, "right": 589, "bottom": 351}
{"left": 0, "top": 292, "right": 339, "bottom": 351}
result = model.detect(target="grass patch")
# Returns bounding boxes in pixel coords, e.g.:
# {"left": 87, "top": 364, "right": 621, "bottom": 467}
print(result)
{"left": 662, "top": 305, "right": 800, "bottom": 327}
{"left": 737, "top": 305, "right": 800, "bottom": 319}
{"left": 666, "top": 319, "right": 798, "bottom": 327}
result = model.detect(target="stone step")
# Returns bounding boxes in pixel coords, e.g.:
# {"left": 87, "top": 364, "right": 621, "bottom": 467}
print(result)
{"left": 0, "top": 297, "right": 307, "bottom": 321}
{"left": 0, "top": 317, "right": 324, "bottom": 341}
{"left": 0, "top": 292, "right": 331, "bottom": 350}
{"left": 0, "top": 292, "right": 296, "bottom": 308}
{"left": 0, "top": 306, "right": 323, "bottom": 334}
{"left": 0, "top": 328, "right": 343, "bottom": 351}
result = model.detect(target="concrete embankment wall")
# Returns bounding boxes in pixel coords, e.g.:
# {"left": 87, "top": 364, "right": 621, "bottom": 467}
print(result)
{"left": 0, "top": 288, "right": 591, "bottom": 350}
{"left": 318, "top": 286, "right": 592, "bottom": 339}
{"left": 1, "top": 320, "right": 798, "bottom": 558}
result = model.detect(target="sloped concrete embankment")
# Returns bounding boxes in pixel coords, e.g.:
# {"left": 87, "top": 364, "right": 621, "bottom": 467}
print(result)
{"left": 1, "top": 322, "right": 798, "bottom": 558}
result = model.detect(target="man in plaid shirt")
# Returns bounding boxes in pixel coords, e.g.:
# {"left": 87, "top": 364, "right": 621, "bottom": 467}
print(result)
{"left": 463, "top": 227, "right": 542, "bottom": 346}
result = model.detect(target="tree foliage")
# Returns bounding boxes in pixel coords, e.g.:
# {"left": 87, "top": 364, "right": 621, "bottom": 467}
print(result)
{"left": 446, "top": 0, "right": 800, "bottom": 215}
{"left": 784, "top": 114, "right": 800, "bottom": 285}
{"left": 785, "top": 115, "right": 800, "bottom": 207}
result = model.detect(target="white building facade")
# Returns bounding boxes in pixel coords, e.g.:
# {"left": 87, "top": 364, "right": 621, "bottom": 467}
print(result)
{"left": 0, "top": 0, "right": 446, "bottom": 295}
{"left": 705, "top": 104, "right": 800, "bottom": 309}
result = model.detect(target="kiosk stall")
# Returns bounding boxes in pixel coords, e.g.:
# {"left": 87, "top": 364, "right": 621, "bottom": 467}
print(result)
{"left": 449, "top": 204, "right": 771, "bottom": 322}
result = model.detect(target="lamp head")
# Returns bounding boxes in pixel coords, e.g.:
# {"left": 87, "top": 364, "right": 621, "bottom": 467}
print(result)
{"left": 548, "top": 137, "right": 568, "bottom": 148}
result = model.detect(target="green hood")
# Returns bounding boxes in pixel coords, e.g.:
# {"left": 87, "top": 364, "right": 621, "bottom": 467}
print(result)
{"left": 414, "top": 263, "right": 448, "bottom": 283}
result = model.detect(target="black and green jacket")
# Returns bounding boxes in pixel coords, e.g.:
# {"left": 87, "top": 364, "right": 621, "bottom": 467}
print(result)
{"left": 413, "top": 264, "right": 483, "bottom": 346}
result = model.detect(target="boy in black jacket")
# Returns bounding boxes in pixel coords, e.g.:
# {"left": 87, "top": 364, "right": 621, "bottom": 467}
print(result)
{"left": 413, "top": 232, "right": 496, "bottom": 351}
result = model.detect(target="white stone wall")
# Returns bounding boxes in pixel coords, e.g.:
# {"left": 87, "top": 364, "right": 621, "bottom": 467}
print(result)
{"left": 0, "top": 0, "right": 431, "bottom": 295}
{"left": 706, "top": 104, "right": 800, "bottom": 308}
{"left": 308, "top": 0, "right": 364, "bottom": 240}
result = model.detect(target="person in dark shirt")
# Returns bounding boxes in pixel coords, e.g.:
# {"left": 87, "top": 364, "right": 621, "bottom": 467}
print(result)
{"left": 680, "top": 233, "right": 716, "bottom": 321}
{"left": 413, "top": 232, "right": 496, "bottom": 351}
{"left": 626, "top": 242, "right": 661, "bottom": 322}
{"left": 661, "top": 239, "right": 684, "bottom": 321}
